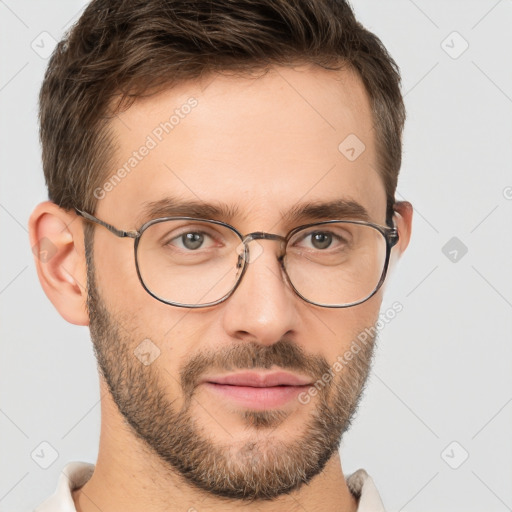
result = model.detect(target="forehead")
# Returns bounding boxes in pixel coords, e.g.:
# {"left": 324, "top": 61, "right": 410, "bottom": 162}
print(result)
{"left": 102, "top": 64, "right": 386, "bottom": 228}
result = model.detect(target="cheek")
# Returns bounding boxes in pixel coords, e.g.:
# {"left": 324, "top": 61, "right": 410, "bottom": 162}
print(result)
{"left": 93, "top": 230, "right": 218, "bottom": 344}
{"left": 92, "top": 239, "right": 165, "bottom": 344}
{"left": 93, "top": 234, "right": 139, "bottom": 299}
{"left": 310, "top": 292, "right": 382, "bottom": 362}
{"left": 149, "top": 314, "right": 219, "bottom": 409}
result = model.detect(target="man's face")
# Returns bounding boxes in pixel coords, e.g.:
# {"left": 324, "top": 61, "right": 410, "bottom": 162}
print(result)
{"left": 86, "top": 64, "right": 388, "bottom": 500}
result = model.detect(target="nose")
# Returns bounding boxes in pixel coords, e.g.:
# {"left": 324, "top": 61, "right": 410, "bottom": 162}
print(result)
{"left": 221, "top": 238, "right": 301, "bottom": 345}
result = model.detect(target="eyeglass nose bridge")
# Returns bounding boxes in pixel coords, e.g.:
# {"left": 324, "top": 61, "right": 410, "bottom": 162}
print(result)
{"left": 236, "top": 232, "right": 287, "bottom": 266}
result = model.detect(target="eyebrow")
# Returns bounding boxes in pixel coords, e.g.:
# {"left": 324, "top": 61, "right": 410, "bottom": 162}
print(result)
{"left": 281, "top": 199, "right": 370, "bottom": 223}
{"left": 136, "top": 198, "right": 242, "bottom": 226}
{"left": 136, "top": 196, "right": 370, "bottom": 227}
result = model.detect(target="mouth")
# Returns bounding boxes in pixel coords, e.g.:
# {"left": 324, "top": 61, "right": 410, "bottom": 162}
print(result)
{"left": 200, "top": 371, "right": 313, "bottom": 410}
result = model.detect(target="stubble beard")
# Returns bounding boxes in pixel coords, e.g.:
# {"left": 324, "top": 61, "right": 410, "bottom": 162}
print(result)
{"left": 84, "top": 233, "right": 377, "bottom": 501}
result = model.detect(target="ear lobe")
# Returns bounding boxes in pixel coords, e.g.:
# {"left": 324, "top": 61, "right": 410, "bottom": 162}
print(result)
{"left": 28, "top": 201, "right": 90, "bottom": 326}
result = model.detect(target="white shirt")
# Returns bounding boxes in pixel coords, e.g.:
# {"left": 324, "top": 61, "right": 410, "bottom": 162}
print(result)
{"left": 35, "top": 461, "right": 386, "bottom": 511}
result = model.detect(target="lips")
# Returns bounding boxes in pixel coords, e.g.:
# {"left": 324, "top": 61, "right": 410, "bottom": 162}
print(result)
{"left": 201, "top": 371, "right": 313, "bottom": 410}
{"left": 202, "top": 371, "right": 313, "bottom": 387}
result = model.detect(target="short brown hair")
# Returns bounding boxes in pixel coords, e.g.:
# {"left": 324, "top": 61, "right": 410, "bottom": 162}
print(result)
{"left": 39, "top": 0, "right": 405, "bottom": 223}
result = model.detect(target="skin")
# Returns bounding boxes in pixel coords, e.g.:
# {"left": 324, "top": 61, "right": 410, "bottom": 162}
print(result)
{"left": 29, "top": 64, "right": 412, "bottom": 512}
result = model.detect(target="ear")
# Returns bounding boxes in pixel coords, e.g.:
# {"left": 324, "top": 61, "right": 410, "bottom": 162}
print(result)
{"left": 389, "top": 200, "right": 413, "bottom": 267}
{"left": 28, "top": 201, "right": 89, "bottom": 326}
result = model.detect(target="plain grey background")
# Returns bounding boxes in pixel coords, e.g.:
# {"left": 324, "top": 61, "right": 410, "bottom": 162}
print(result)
{"left": 1, "top": 1, "right": 511, "bottom": 510}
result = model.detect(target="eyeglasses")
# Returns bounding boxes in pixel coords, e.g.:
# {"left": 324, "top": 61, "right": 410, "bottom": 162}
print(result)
{"left": 75, "top": 208, "right": 399, "bottom": 309}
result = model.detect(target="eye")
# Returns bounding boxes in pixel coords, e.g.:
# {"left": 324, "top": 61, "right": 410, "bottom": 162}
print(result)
{"left": 165, "top": 230, "right": 217, "bottom": 251}
{"left": 178, "top": 232, "right": 207, "bottom": 250}
{"left": 296, "top": 229, "right": 349, "bottom": 251}
{"left": 309, "top": 231, "right": 333, "bottom": 250}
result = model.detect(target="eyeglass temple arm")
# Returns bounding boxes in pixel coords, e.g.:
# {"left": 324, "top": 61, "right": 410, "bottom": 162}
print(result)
{"left": 74, "top": 208, "right": 139, "bottom": 238}
{"left": 388, "top": 227, "right": 399, "bottom": 247}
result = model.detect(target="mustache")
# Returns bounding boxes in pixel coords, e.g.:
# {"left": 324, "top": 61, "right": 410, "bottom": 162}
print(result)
{"left": 180, "top": 338, "right": 331, "bottom": 400}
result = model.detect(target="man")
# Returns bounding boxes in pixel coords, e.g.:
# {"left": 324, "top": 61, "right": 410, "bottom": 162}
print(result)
{"left": 29, "top": 0, "right": 412, "bottom": 510}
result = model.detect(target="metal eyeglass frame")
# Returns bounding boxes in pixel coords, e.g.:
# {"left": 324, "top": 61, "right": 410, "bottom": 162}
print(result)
{"left": 75, "top": 208, "right": 399, "bottom": 309}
